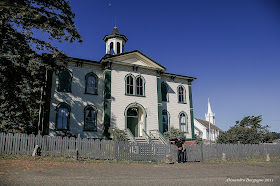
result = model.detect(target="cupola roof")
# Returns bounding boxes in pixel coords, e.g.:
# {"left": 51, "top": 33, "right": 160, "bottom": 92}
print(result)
{"left": 103, "top": 26, "right": 128, "bottom": 42}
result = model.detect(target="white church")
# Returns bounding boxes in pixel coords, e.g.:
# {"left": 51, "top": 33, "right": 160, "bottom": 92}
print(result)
{"left": 194, "top": 99, "right": 223, "bottom": 142}
{"left": 41, "top": 27, "right": 197, "bottom": 143}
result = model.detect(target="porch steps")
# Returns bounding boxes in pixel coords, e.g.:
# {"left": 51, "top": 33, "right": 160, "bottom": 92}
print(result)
{"left": 135, "top": 137, "right": 148, "bottom": 144}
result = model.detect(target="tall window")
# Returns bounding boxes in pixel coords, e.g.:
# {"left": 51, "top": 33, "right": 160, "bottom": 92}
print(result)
{"left": 56, "top": 103, "right": 71, "bottom": 130}
{"left": 110, "top": 42, "right": 114, "bottom": 55}
{"left": 126, "top": 75, "right": 134, "bottom": 95}
{"left": 162, "top": 110, "right": 169, "bottom": 132}
{"left": 125, "top": 74, "right": 145, "bottom": 96}
{"left": 84, "top": 105, "right": 97, "bottom": 131}
{"left": 178, "top": 85, "right": 186, "bottom": 103}
{"left": 85, "top": 73, "right": 98, "bottom": 94}
{"left": 179, "top": 112, "right": 187, "bottom": 132}
{"left": 161, "top": 83, "right": 168, "bottom": 101}
{"left": 58, "top": 70, "right": 72, "bottom": 92}
{"left": 117, "top": 42, "right": 120, "bottom": 54}
{"left": 136, "top": 76, "right": 144, "bottom": 96}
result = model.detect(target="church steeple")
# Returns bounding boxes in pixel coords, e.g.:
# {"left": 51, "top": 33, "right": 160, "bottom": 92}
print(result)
{"left": 103, "top": 26, "right": 128, "bottom": 55}
{"left": 205, "top": 98, "right": 215, "bottom": 125}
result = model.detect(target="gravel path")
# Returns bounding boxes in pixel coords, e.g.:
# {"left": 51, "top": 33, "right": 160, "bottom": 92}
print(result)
{"left": 0, "top": 159, "right": 279, "bottom": 186}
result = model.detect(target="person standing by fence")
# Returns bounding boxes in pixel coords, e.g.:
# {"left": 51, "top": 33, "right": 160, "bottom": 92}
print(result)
{"left": 171, "top": 138, "right": 184, "bottom": 163}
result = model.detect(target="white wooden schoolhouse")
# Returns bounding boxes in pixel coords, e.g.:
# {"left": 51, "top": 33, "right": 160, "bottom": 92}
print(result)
{"left": 44, "top": 27, "right": 196, "bottom": 143}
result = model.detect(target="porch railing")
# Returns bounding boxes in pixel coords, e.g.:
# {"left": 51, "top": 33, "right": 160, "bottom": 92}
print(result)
{"left": 125, "top": 128, "right": 137, "bottom": 144}
{"left": 142, "top": 129, "right": 154, "bottom": 144}
{"left": 149, "top": 130, "right": 169, "bottom": 145}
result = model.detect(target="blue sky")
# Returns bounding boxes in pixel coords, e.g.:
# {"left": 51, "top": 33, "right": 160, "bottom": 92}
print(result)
{"left": 56, "top": 0, "right": 280, "bottom": 132}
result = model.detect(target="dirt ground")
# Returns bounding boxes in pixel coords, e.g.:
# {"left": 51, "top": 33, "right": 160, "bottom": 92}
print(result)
{"left": 0, "top": 159, "right": 279, "bottom": 186}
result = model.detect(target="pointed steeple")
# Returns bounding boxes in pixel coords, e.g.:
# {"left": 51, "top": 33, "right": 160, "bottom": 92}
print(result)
{"left": 205, "top": 98, "right": 215, "bottom": 125}
{"left": 207, "top": 98, "right": 214, "bottom": 115}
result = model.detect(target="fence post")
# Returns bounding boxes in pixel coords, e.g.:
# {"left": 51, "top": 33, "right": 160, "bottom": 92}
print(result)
{"left": 200, "top": 144, "right": 204, "bottom": 162}
{"left": 222, "top": 152, "right": 226, "bottom": 162}
{"left": 73, "top": 149, "right": 79, "bottom": 161}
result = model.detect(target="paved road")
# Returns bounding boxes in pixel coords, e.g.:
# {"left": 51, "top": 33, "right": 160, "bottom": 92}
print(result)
{"left": 0, "top": 159, "right": 279, "bottom": 186}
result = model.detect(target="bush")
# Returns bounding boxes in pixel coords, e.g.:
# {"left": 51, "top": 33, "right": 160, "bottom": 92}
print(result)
{"left": 109, "top": 127, "right": 128, "bottom": 141}
{"left": 163, "top": 126, "right": 185, "bottom": 141}
{"left": 195, "top": 134, "right": 203, "bottom": 144}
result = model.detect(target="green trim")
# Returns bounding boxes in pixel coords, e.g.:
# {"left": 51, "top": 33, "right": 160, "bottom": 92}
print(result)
{"left": 161, "top": 82, "right": 169, "bottom": 102}
{"left": 103, "top": 70, "right": 111, "bottom": 139}
{"left": 157, "top": 77, "right": 163, "bottom": 134}
{"left": 85, "top": 72, "right": 98, "bottom": 95}
{"left": 124, "top": 102, "right": 147, "bottom": 137}
{"left": 188, "top": 85, "right": 195, "bottom": 139}
{"left": 55, "top": 102, "right": 71, "bottom": 131}
{"left": 83, "top": 105, "right": 98, "bottom": 132}
{"left": 136, "top": 75, "right": 145, "bottom": 97}
{"left": 177, "top": 85, "right": 187, "bottom": 104}
{"left": 57, "top": 69, "right": 73, "bottom": 93}
{"left": 124, "top": 73, "right": 135, "bottom": 95}
{"left": 162, "top": 109, "right": 170, "bottom": 132}
{"left": 125, "top": 94, "right": 146, "bottom": 98}
{"left": 124, "top": 74, "right": 145, "bottom": 96}
{"left": 178, "top": 111, "right": 188, "bottom": 133}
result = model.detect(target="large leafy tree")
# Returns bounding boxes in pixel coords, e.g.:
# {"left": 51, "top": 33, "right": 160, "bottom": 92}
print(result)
{"left": 0, "top": 0, "right": 82, "bottom": 133}
{"left": 217, "top": 116, "right": 277, "bottom": 144}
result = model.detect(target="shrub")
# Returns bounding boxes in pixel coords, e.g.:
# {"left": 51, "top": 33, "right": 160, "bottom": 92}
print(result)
{"left": 163, "top": 126, "right": 185, "bottom": 141}
{"left": 109, "top": 127, "right": 128, "bottom": 141}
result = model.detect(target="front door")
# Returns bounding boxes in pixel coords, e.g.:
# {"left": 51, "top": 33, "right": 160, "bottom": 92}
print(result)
{"left": 127, "top": 107, "right": 139, "bottom": 137}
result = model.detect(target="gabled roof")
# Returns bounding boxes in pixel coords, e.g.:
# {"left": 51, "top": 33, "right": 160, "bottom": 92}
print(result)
{"left": 194, "top": 118, "right": 223, "bottom": 131}
{"left": 100, "top": 50, "right": 167, "bottom": 71}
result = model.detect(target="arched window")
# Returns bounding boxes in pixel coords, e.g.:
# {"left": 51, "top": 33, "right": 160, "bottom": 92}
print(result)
{"left": 136, "top": 76, "right": 145, "bottom": 96}
{"left": 161, "top": 82, "right": 168, "bottom": 102}
{"left": 122, "top": 43, "right": 125, "bottom": 53}
{"left": 56, "top": 102, "right": 71, "bottom": 130}
{"left": 126, "top": 75, "right": 134, "bottom": 95}
{"left": 84, "top": 105, "right": 97, "bottom": 131}
{"left": 85, "top": 73, "right": 98, "bottom": 94}
{"left": 162, "top": 110, "right": 169, "bottom": 132}
{"left": 178, "top": 85, "right": 186, "bottom": 103}
{"left": 110, "top": 42, "right": 114, "bottom": 55}
{"left": 179, "top": 112, "right": 188, "bottom": 133}
{"left": 117, "top": 42, "right": 120, "bottom": 54}
{"left": 58, "top": 70, "right": 72, "bottom": 92}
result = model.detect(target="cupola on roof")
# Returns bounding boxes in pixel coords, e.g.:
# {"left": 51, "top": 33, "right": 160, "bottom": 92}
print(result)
{"left": 103, "top": 26, "right": 128, "bottom": 42}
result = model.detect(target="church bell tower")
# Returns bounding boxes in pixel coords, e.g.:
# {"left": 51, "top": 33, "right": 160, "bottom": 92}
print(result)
{"left": 103, "top": 26, "right": 128, "bottom": 55}
{"left": 205, "top": 98, "right": 215, "bottom": 125}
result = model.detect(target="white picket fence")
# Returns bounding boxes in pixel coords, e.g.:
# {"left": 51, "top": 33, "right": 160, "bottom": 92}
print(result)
{"left": 0, "top": 133, "right": 177, "bottom": 162}
{"left": 1, "top": 133, "right": 279, "bottom": 162}
{"left": 184, "top": 143, "right": 280, "bottom": 161}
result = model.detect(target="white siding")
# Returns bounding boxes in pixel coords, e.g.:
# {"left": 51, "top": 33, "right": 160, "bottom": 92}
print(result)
{"left": 110, "top": 64, "right": 159, "bottom": 132}
{"left": 161, "top": 76, "right": 193, "bottom": 139}
{"left": 49, "top": 62, "right": 104, "bottom": 138}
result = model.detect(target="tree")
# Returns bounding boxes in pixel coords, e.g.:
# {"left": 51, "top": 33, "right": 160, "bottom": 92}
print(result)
{"left": 164, "top": 126, "right": 186, "bottom": 141}
{"left": 217, "top": 116, "right": 276, "bottom": 144}
{"left": 0, "top": 0, "right": 82, "bottom": 134}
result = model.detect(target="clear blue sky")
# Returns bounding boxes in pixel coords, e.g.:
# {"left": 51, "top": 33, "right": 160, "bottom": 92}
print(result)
{"left": 56, "top": 0, "right": 280, "bottom": 132}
